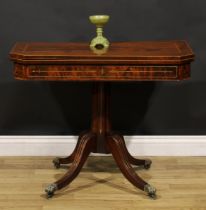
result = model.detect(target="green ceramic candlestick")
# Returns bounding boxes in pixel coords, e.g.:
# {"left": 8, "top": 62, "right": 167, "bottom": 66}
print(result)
{"left": 89, "top": 15, "right": 110, "bottom": 49}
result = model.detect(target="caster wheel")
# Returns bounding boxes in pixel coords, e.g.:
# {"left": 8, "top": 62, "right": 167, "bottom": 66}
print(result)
{"left": 53, "top": 157, "right": 60, "bottom": 169}
{"left": 144, "top": 159, "right": 152, "bottom": 170}
{"left": 144, "top": 184, "right": 157, "bottom": 200}
{"left": 45, "top": 183, "right": 57, "bottom": 199}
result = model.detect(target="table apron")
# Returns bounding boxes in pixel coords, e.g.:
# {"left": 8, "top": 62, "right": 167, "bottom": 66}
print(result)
{"left": 14, "top": 64, "right": 190, "bottom": 81}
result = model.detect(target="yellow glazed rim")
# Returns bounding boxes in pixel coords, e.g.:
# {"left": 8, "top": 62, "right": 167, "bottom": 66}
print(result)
{"left": 89, "top": 15, "right": 110, "bottom": 25}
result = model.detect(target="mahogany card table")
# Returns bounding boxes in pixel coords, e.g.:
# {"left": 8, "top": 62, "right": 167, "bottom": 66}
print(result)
{"left": 10, "top": 41, "right": 194, "bottom": 199}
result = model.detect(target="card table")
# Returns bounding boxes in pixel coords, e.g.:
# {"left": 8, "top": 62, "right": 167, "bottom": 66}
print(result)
{"left": 10, "top": 41, "right": 195, "bottom": 199}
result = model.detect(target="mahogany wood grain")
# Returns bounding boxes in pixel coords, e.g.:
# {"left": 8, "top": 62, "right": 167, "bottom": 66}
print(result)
{"left": 10, "top": 41, "right": 194, "bottom": 81}
{"left": 13, "top": 63, "right": 190, "bottom": 81}
{"left": 9, "top": 41, "right": 195, "bottom": 198}
{"left": 10, "top": 41, "right": 194, "bottom": 65}
{"left": 54, "top": 131, "right": 88, "bottom": 165}
{"left": 91, "top": 83, "right": 111, "bottom": 153}
{"left": 110, "top": 133, "right": 151, "bottom": 167}
{"left": 106, "top": 133, "right": 147, "bottom": 191}
{"left": 55, "top": 132, "right": 96, "bottom": 190}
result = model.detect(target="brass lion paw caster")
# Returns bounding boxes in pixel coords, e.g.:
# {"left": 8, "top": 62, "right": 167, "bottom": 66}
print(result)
{"left": 52, "top": 157, "right": 61, "bottom": 169}
{"left": 45, "top": 183, "right": 58, "bottom": 199}
{"left": 144, "top": 184, "right": 157, "bottom": 199}
{"left": 144, "top": 159, "right": 152, "bottom": 170}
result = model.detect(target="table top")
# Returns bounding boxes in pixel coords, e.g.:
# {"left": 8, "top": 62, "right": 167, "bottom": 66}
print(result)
{"left": 10, "top": 41, "right": 194, "bottom": 65}
{"left": 10, "top": 41, "right": 195, "bottom": 81}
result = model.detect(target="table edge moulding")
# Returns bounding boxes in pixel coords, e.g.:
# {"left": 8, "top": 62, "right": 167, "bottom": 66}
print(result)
{"left": 9, "top": 40, "right": 195, "bottom": 199}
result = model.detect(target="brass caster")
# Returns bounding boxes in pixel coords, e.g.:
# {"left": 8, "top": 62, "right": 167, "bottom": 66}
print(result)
{"left": 45, "top": 183, "right": 57, "bottom": 199}
{"left": 53, "top": 157, "right": 60, "bottom": 169}
{"left": 144, "top": 184, "right": 157, "bottom": 199}
{"left": 144, "top": 159, "right": 152, "bottom": 170}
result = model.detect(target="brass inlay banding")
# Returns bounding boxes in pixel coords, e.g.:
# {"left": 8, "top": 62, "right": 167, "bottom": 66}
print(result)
{"left": 31, "top": 70, "right": 97, "bottom": 73}
{"left": 28, "top": 76, "right": 178, "bottom": 79}
{"left": 28, "top": 65, "right": 178, "bottom": 79}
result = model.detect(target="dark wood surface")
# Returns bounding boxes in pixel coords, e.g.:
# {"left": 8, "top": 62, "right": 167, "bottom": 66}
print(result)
{"left": 10, "top": 41, "right": 194, "bottom": 81}
{"left": 10, "top": 41, "right": 194, "bottom": 64}
{"left": 13, "top": 63, "right": 190, "bottom": 81}
{"left": 10, "top": 41, "right": 195, "bottom": 199}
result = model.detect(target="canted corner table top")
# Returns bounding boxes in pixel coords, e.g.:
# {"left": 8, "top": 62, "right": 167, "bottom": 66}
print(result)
{"left": 10, "top": 41, "right": 194, "bottom": 63}
{"left": 10, "top": 41, "right": 194, "bottom": 81}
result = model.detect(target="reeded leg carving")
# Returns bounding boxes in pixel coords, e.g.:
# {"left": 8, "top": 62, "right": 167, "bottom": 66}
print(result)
{"left": 107, "top": 134, "right": 156, "bottom": 199}
{"left": 112, "top": 133, "right": 152, "bottom": 169}
{"left": 53, "top": 131, "right": 88, "bottom": 169}
{"left": 46, "top": 132, "right": 95, "bottom": 198}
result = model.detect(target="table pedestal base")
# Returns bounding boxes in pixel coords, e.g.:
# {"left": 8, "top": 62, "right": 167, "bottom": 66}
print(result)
{"left": 45, "top": 82, "right": 156, "bottom": 199}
